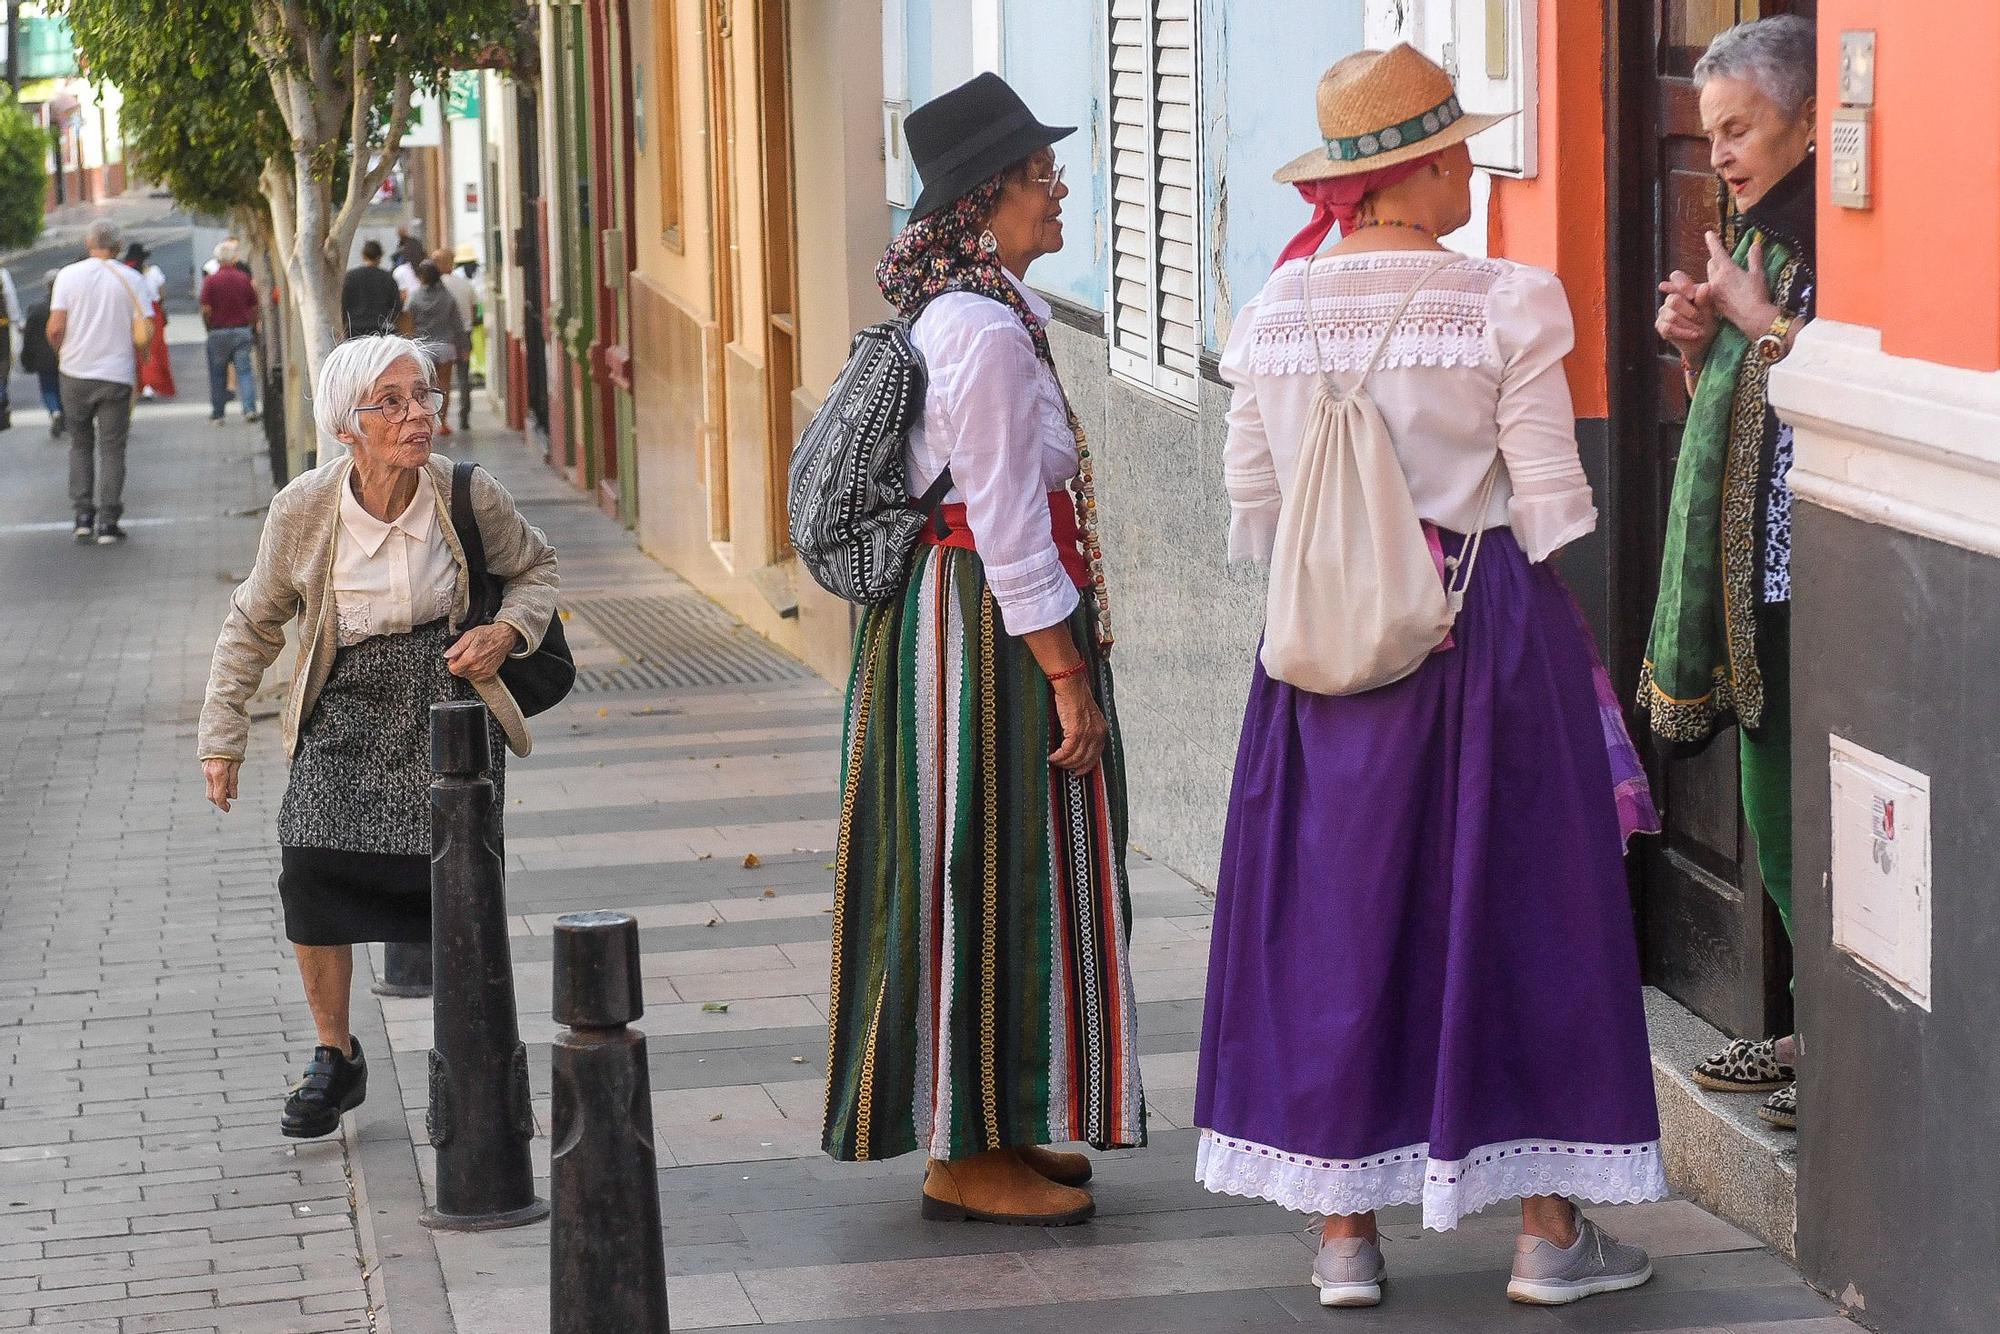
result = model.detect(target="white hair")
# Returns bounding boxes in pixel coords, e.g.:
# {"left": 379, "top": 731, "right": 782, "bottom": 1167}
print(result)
{"left": 213, "top": 239, "right": 239, "bottom": 264}
{"left": 85, "top": 219, "right": 121, "bottom": 253}
{"left": 313, "top": 335, "right": 438, "bottom": 451}
{"left": 1694, "top": 15, "right": 1816, "bottom": 117}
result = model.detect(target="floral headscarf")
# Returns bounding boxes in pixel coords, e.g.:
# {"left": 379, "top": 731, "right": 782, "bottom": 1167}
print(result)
{"left": 876, "top": 175, "right": 1051, "bottom": 360}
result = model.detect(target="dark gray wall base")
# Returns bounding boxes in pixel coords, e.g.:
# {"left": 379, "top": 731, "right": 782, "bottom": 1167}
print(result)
{"left": 1791, "top": 500, "right": 2000, "bottom": 1333}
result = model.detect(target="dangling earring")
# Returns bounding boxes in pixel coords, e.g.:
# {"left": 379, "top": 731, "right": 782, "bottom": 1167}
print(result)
{"left": 977, "top": 228, "right": 999, "bottom": 255}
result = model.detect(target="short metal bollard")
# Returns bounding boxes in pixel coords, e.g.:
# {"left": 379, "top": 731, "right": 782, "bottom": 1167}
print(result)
{"left": 550, "top": 911, "right": 670, "bottom": 1333}
{"left": 420, "top": 700, "right": 548, "bottom": 1231}
{"left": 372, "top": 941, "right": 433, "bottom": 998}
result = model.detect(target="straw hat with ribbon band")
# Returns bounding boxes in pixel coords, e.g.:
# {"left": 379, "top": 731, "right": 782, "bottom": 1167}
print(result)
{"left": 1271, "top": 45, "right": 1516, "bottom": 269}
{"left": 902, "top": 72, "right": 1076, "bottom": 222}
{"left": 1275, "top": 44, "right": 1513, "bottom": 184}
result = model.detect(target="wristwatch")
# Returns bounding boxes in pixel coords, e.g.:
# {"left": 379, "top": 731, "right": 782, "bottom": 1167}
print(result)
{"left": 1753, "top": 309, "right": 1796, "bottom": 363}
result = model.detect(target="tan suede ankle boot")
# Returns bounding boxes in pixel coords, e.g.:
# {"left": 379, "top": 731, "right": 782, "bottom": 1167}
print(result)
{"left": 1016, "top": 1143, "right": 1093, "bottom": 1186}
{"left": 921, "top": 1149, "right": 1094, "bottom": 1226}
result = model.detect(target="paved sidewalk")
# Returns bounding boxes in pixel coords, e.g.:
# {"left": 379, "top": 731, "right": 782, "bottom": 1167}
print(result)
{"left": 371, "top": 439, "right": 1855, "bottom": 1331}
{"left": 0, "top": 321, "right": 1857, "bottom": 1331}
{"left": 0, "top": 317, "right": 378, "bottom": 1328}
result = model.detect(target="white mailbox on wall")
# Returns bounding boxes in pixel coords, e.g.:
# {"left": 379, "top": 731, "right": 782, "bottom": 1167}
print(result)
{"left": 1829, "top": 735, "right": 1933, "bottom": 1010}
{"left": 1363, "top": 0, "right": 1538, "bottom": 179}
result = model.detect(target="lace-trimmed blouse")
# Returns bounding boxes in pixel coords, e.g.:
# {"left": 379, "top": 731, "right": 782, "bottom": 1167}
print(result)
{"left": 1220, "top": 253, "right": 1597, "bottom": 565}
{"left": 332, "top": 473, "right": 459, "bottom": 647}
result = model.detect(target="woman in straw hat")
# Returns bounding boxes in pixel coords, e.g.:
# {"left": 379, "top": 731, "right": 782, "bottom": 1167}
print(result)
{"left": 1194, "top": 46, "right": 1664, "bottom": 1308}
{"left": 821, "top": 72, "right": 1143, "bottom": 1227}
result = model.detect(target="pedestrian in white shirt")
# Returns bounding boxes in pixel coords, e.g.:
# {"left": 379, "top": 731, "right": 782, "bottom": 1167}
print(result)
{"left": 821, "top": 73, "right": 1139, "bottom": 1230}
{"left": 434, "top": 246, "right": 479, "bottom": 429}
{"left": 49, "top": 218, "right": 154, "bottom": 544}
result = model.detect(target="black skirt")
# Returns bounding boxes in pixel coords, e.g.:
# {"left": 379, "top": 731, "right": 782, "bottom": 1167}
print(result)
{"left": 280, "top": 847, "right": 430, "bottom": 945}
{"left": 277, "top": 619, "right": 505, "bottom": 946}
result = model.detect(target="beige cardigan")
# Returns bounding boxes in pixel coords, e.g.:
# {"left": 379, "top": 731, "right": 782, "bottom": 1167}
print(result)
{"left": 197, "top": 454, "right": 559, "bottom": 763}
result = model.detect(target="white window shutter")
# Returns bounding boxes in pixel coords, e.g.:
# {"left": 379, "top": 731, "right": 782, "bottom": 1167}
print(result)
{"left": 1106, "top": 0, "right": 1200, "bottom": 405}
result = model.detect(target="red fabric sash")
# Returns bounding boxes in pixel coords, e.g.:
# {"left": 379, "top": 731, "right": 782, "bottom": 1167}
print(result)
{"left": 919, "top": 490, "right": 1090, "bottom": 589}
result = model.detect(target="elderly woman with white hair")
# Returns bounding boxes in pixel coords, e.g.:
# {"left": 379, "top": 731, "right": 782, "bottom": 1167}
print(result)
{"left": 196, "top": 334, "right": 557, "bottom": 1139}
{"left": 1642, "top": 14, "right": 1816, "bottom": 1133}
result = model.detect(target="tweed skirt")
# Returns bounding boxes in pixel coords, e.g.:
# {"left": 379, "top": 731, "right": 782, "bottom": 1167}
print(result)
{"left": 277, "top": 619, "right": 504, "bottom": 946}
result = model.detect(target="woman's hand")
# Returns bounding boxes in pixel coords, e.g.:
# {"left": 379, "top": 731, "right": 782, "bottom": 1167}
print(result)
{"left": 1655, "top": 269, "right": 1719, "bottom": 370}
{"left": 203, "top": 758, "right": 241, "bottom": 813}
{"left": 1048, "top": 674, "right": 1109, "bottom": 774}
{"left": 445, "top": 622, "right": 523, "bottom": 681}
{"left": 1704, "top": 232, "right": 1782, "bottom": 341}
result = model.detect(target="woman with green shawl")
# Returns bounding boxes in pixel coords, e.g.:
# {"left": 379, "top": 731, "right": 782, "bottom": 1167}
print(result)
{"left": 1642, "top": 15, "right": 1816, "bottom": 1133}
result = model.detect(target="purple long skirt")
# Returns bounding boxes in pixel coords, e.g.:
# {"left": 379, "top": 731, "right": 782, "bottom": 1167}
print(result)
{"left": 1193, "top": 529, "right": 1665, "bottom": 1231}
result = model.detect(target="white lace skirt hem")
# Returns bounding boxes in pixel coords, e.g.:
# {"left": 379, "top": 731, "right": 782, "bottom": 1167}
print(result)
{"left": 1195, "top": 1127, "right": 1668, "bottom": 1233}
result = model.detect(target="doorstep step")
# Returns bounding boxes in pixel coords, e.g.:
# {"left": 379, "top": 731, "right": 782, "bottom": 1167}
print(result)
{"left": 1645, "top": 987, "right": 1799, "bottom": 1258}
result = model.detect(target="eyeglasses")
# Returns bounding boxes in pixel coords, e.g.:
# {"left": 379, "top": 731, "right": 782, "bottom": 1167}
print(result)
{"left": 354, "top": 388, "right": 447, "bottom": 424}
{"left": 1027, "top": 163, "right": 1066, "bottom": 198}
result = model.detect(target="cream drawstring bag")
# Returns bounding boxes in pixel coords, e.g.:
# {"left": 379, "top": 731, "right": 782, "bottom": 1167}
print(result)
{"left": 1259, "top": 256, "right": 1501, "bottom": 697}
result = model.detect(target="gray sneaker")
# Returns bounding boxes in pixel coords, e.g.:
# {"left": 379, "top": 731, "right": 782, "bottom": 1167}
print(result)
{"left": 1507, "top": 1209, "right": 1652, "bottom": 1305}
{"left": 1312, "top": 1235, "right": 1386, "bottom": 1308}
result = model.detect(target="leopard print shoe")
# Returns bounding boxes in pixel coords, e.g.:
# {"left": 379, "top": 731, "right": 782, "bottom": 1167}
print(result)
{"left": 1692, "top": 1037, "right": 1794, "bottom": 1093}
{"left": 1758, "top": 1082, "right": 1798, "bottom": 1130}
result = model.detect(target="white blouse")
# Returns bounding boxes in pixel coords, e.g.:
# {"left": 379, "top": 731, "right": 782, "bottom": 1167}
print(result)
{"left": 332, "top": 471, "right": 459, "bottom": 646}
{"left": 906, "top": 272, "right": 1081, "bottom": 636}
{"left": 1220, "top": 253, "right": 1597, "bottom": 566}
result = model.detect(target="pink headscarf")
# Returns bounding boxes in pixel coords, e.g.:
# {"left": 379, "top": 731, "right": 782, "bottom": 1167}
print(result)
{"left": 1272, "top": 153, "right": 1439, "bottom": 271}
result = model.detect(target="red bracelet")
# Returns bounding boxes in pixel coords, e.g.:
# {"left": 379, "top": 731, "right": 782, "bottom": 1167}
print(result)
{"left": 1045, "top": 661, "right": 1088, "bottom": 686}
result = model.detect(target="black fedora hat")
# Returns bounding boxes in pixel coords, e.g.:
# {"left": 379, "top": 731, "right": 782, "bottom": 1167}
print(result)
{"left": 904, "top": 72, "right": 1074, "bottom": 222}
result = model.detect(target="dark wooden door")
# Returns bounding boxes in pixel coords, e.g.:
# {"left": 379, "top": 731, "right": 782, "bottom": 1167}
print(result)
{"left": 516, "top": 85, "right": 550, "bottom": 440}
{"left": 1607, "top": 0, "right": 1813, "bottom": 1040}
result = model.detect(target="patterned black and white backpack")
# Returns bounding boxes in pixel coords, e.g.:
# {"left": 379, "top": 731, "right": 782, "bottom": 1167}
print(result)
{"left": 788, "top": 312, "right": 953, "bottom": 605}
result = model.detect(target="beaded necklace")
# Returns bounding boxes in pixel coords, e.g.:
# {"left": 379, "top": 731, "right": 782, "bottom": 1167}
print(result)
{"left": 1348, "top": 217, "right": 1437, "bottom": 238}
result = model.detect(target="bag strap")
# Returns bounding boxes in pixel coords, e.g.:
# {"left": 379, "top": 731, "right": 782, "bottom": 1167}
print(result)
{"left": 1301, "top": 254, "right": 1461, "bottom": 399}
{"left": 101, "top": 259, "right": 146, "bottom": 321}
{"left": 450, "top": 460, "right": 491, "bottom": 589}
{"left": 1443, "top": 458, "right": 1505, "bottom": 613}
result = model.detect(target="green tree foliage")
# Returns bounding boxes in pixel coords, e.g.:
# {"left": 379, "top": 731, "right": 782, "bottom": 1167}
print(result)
{"left": 0, "top": 94, "right": 48, "bottom": 249}
{"left": 249, "top": 1, "right": 532, "bottom": 381}
{"left": 57, "top": 0, "right": 288, "bottom": 219}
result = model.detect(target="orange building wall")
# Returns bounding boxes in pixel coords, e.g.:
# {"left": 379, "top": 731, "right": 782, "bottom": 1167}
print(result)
{"left": 1487, "top": 0, "right": 1610, "bottom": 418}
{"left": 1815, "top": 2, "right": 2000, "bottom": 372}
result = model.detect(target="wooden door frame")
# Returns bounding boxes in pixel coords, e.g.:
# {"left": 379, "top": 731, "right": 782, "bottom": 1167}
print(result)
{"left": 700, "top": 0, "right": 736, "bottom": 547}
{"left": 755, "top": 0, "right": 800, "bottom": 561}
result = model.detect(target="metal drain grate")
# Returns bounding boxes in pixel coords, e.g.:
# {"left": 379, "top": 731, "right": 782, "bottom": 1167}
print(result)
{"left": 564, "top": 592, "right": 818, "bottom": 692}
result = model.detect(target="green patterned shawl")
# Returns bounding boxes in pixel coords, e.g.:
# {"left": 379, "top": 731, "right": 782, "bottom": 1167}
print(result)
{"left": 1637, "top": 230, "right": 1803, "bottom": 747}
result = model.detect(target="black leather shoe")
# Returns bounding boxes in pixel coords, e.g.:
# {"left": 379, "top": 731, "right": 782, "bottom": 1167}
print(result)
{"left": 281, "top": 1037, "right": 367, "bottom": 1138}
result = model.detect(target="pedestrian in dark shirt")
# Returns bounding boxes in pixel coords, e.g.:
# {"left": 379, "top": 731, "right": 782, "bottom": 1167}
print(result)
{"left": 20, "top": 269, "right": 63, "bottom": 436}
{"left": 199, "top": 262, "right": 262, "bottom": 424}
{"left": 341, "top": 240, "right": 403, "bottom": 337}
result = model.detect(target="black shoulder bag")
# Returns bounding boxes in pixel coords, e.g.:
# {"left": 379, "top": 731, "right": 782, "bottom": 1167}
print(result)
{"left": 448, "top": 460, "right": 576, "bottom": 717}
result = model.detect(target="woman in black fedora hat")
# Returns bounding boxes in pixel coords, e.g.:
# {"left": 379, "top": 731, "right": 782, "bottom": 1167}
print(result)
{"left": 821, "top": 72, "right": 1145, "bottom": 1228}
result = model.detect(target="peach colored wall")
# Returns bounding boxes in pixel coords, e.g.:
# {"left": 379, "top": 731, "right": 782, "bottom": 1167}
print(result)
{"left": 1486, "top": 0, "right": 1610, "bottom": 418}
{"left": 1814, "top": 2, "right": 2000, "bottom": 372}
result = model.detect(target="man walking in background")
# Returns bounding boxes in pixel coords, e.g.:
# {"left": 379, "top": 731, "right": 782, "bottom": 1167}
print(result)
{"left": 341, "top": 239, "right": 402, "bottom": 336}
{"left": 49, "top": 219, "right": 153, "bottom": 545}
{"left": 435, "top": 246, "right": 479, "bottom": 430}
{"left": 199, "top": 256, "right": 261, "bottom": 425}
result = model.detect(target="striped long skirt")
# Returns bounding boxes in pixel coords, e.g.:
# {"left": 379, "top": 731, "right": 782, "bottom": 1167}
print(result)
{"left": 822, "top": 546, "right": 1147, "bottom": 1163}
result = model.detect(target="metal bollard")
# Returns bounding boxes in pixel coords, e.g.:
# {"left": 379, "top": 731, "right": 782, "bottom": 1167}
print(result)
{"left": 372, "top": 941, "right": 433, "bottom": 998}
{"left": 550, "top": 911, "right": 670, "bottom": 1333}
{"left": 420, "top": 700, "right": 549, "bottom": 1231}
